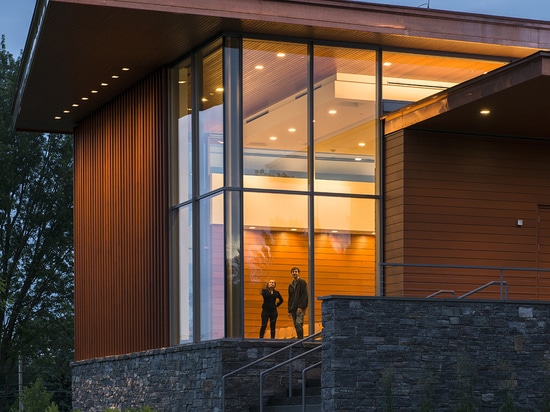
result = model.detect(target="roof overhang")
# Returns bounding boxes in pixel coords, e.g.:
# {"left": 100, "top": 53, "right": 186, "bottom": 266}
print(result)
{"left": 12, "top": 0, "right": 550, "bottom": 133}
{"left": 384, "top": 51, "right": 550, "bottom": 139}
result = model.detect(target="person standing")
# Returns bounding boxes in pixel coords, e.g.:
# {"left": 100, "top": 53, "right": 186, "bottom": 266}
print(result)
{"left": 259, "top": 279, "right": 284, "bottom": 339}
{"left": 287, "top": 267, "right": 308, "bottom": 339}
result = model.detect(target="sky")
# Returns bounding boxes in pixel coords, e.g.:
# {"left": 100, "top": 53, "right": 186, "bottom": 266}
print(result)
{"left": 2, "top": 0, "right": 550, "bottom": 57}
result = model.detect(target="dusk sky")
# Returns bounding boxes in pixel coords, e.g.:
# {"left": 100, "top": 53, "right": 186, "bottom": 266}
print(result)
{"left": 2, "top": 0, "right": 550, "bottom": 57}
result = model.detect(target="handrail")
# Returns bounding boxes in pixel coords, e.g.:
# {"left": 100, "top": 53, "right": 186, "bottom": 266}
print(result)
{"left": 302, "top": 360, "right": 322, "bottom": 411}
{"left": 458, "top": 280, "right": 508, "bottom": 300}
{"left": 259, "top": 344, "right": 322, "bottom": 412}
{"left": 221, "top": 331, "right": 322, "bottom": 412}
{"left": 426, "top": 290, "right": 456, "bottom": 298}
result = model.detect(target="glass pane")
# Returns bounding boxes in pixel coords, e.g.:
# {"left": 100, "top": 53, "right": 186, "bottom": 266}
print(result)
{"left": 313, "top": 196, "right": 376, "bottom": 324}
{"left": 172, "top": 60, "right": 193, "bottom": 205}
{"left": 176, "top": 205, "right": 193, "bottom": 343}
{"left": 199, "top": 46, "right": 224, "bottom": 195}
{"left": 199, "top": 193, "right": 225, "bottom": 340}
{"left": 243, "top": 40, "right": 309, "bottom": 191}
{"left": 314, "top": 46, "right": 377, "bottom": 195}
{"left": 242, "top": 192, "right": 309, "bottom": 339}
{"left": 382, "top": 52, "right": 506, "bottom": 113}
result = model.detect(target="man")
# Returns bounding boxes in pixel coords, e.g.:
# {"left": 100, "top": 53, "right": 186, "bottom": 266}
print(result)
{"left": 287, "top": 267, "right": 308, "bottom": 339}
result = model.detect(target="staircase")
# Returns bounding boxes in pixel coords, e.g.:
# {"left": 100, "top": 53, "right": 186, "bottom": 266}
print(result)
{"left": 249, "top": 366, "right": 322, "bottom": 412}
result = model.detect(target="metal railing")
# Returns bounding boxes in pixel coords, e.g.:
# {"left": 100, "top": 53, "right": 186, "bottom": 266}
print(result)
{"left": 221, "top": 331, "right": 322, "bottom": 412}
{"left": 380, "top": 262, "right": 550, "bottom": 301}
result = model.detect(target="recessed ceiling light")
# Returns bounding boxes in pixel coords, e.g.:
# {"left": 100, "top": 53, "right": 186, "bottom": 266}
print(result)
{"left": 328, "top": 109, "right": 337, "bottom": 115}
{"left": 355, "top": 157, "right": 362, "bottom": 161}
{"left": 277, "top": 53, "right": 286, "bottom": 57}
{"left": 215, "top": 87, "right": 224, "bottom": 92}
{"left": 122, "top": 67, "right": 130, "bottom": 71}
{"left": 383, "top": 62, "right": 392, "bottom": 66}
{"left": 112, "top": 75, "right": 119, "bottom": 79}
{"left": 288, "top": 128, "right": 296, "bottom": 133}
{"left": 291, "top": 228, "right": 297, "bottom": 231}
{"left": 63, "top": 110, "right": 70, "bottom": 114}
{"left": 201, "top": 97, "right": 208, "bottom": 102}
{"left": 249, "top": 226, "right": 256, "bottom": 229}
{"left": 358, "top": 142, "right": 366, "bottom": 147}
{"left": 255, "top": 65, "right": 264, "bottom": 70}
{"left": 101, "top": 83, "right": 108, "bottom": 86}
{"left": 331, "top": 230, "right": 338, "bottom": 233}
{"left": 72, "top": 103, "right": 79, "bottom": 107}
{"left": 480, "top": 109, "right": 491, "bottom": 115}
{"left": 269, "top": 136, "right": 277, "bottom": 141}
{"left": 91, "top": 90, "right": 98, "bottom": 94}
{"left": 54, "top": 116, "right": 61, "bottom": 120}
{"left": 178, "top": 80, "right": 186, "bottom": 84}
{"left": 81, "top": 97, "right": 89, "bottom": 101}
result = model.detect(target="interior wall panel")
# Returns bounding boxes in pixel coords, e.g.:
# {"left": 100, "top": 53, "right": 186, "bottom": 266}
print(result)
{"left": 73, "top": 69, "right": 169, "bottom": 360}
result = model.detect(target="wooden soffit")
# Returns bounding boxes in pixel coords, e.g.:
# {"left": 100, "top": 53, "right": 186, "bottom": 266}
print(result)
{"left": 384, "top": 51, "right": 550, "bottom": 139}
{"left": 12, "top": 0, "right": 550, "bottom": 133}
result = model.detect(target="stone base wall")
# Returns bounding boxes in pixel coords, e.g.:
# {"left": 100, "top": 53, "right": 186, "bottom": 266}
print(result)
{"left": 321, "top": 297, "right": 550, "bottom": 411}
{"left": 72, "top": 340, "right": 318, "bottom": 412}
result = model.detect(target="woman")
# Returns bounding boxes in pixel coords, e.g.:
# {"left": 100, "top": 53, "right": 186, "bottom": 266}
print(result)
{"left": 260, "top": 279, "right": 284, "bottom": 339}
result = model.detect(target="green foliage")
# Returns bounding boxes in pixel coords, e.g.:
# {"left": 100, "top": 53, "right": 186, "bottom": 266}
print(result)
{"left": 9, "top": 378, "right": 57, "bottom": 412}
{"left": 0, "top": 35, "right": 74, "bottom": 410}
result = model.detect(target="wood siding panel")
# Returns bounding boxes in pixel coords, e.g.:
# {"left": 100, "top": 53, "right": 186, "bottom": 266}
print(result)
{"left": 74, "top": 70, "right": 169, "bottom": 360}
{"left": 384, "top": 129, "right": 550, "bottom": 300}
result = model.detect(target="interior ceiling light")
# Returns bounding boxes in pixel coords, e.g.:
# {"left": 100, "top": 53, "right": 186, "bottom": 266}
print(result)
{"left": 358, "top": 142, "right": 366, "bottom": 147}
{"left": 81, "top": 97, "right": 89, "bottom": 101}
{"left": 91, "top": 90, "right": 98, "bottom": 94}
{"left": 63, "top": 110, "right": 70, "bottom": 113}
{"left": 277, "top": 53, "right": 286, "bottom": 57}
{"left": 255, "top": 65, "right": 264, "bottom": 70}
{"left": 54, "top": 116, "right": 61, "bottom": 120}
{"left": 288, "top": 128, "right": 296, "bottom": 133}
{"left": 72, "top": 103, "right": 79, "bottom": 107}
{"left": 355, "top": 157, "right": 362, "bottom": 161}
{"left": 178, "top": 80, "right": 186, "bottom": 84}
{"left": 480, "top": 109, "right": 491, "bottom": 115}
{"left": 201, "top": 97, "right": 208, "bottom": 102}
{"left": 328, "top": 109, "right": 337, "bottom": 114}
{"left": 122, "top": 67, "right": 130, "bottom": 71}
{"left": 269, "top": 136, "right": 277, "bottom": 141}
{"left": 112, "top": 75, "right": 119, "bottom": 79}
{"left": 101, "top": 83, "right": 108, "bottom": 86}
{"left": 215, "top": 87, "right": 224, "bottom": 92}
{"left": 383, "top": 62, "right": 392, "bottom": 66}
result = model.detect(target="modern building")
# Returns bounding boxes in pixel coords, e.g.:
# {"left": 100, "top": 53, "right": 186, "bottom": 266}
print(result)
{"left": 11, "top": 0, "right": 550, "bottom": 410}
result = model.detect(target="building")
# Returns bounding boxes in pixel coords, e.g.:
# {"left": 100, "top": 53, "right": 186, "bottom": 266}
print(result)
{"left": 11, "top": 0, "right": 550, "bottom": 410}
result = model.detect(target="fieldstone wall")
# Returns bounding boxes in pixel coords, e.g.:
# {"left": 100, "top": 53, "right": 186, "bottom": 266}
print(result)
{"left": 72, "top": 339, "right": 317, "bottom": 412}
{"left": 321, "top": 296, "right": 550, "bottom": 411}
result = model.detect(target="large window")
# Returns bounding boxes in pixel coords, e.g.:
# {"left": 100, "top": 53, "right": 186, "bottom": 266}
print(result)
{"left": 171, "top": 35, "right": 507, "bottom": 343}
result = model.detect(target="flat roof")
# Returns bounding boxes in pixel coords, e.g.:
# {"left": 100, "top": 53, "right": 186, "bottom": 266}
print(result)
{"left": 12, "top": 0, "right": 550, "bottom": 133}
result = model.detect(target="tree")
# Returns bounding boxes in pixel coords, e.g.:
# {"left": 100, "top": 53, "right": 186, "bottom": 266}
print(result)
{"left": 0, "top": 36, "right": 74, "bottom": 410}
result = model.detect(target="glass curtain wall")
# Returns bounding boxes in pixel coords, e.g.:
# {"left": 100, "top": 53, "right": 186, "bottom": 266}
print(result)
{"left": 171, "top": 35, "right": 507, "bottom": 343}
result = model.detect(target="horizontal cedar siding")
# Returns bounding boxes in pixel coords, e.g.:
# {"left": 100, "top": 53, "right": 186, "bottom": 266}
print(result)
{"left": 385, "top": 129, "right": 550, "bottom": 300}
{"left": 73, "top": 70, "right": 169, "bottom": 360}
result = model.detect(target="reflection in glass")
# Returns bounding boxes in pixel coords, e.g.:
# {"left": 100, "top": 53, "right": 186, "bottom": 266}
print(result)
{"left": 177, "top": 205, "right": 193, "bottom": 343}
{"left": 242, "top": 192, "right": 309, "bottom": 338}
{"left": 313, "top": 196, "right": 376, "bottom": 322}
{"left": 243, "top": 40, "right": 309, "bottom": 191}
{"left": 381, "top": 52, "right": 505, "bottom": 113}
{"left": 313, "top": 46, "right": 377, "bottom": 195}
{"left": 173, "top": 61, "right": 192, "bottom": 205}
{"left": 199, "top": 193, "right": 225, "bottom": 340}
{"left": 199, "top": 46, "right": 224, "bottom": 195}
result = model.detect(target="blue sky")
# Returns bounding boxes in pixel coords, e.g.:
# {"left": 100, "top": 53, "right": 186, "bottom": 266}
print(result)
{"left": 2, "top": 0, "right": 550, "bottom": 56}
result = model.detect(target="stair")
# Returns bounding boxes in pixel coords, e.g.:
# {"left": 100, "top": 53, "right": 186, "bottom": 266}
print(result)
{"left": 250, "top": 376, "right": 322, "bottom": 412}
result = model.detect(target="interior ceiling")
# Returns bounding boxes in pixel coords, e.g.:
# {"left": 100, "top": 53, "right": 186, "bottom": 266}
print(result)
{"left": 12, "top": 0, "right": 550, "bottom": 134}
{"left": 384, "top": 52, "right": 550, "bottom": 139}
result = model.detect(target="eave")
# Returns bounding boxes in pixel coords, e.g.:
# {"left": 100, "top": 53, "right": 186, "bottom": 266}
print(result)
{"left": 12, "top": 0, "right": 550, "bottom": 134}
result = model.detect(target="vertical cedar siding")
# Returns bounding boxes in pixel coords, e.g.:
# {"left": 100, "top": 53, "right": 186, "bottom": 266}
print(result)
{"left": 385, "top": 129, "right": 550, "bottom": 300}
{"left": 73, "top": 70, "right": 169, "bottom": 360}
